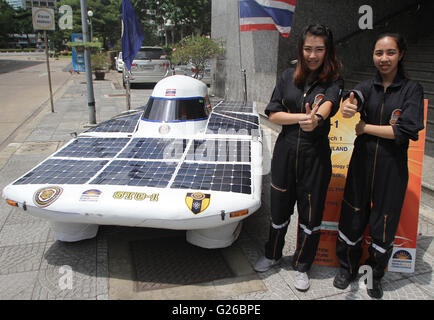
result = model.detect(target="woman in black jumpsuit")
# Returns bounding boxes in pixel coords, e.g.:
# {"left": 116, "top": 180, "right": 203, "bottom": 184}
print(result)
{"left": 333, "top": 33, "right": 425, "bottom": 299}
{"left": 253, "top": 24, "right": 343, "bottom": 292}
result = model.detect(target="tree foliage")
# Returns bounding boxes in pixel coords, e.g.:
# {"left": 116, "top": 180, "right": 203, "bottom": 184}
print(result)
{"left": 0, "top": 0, "right": 212, "bottom": 50}
{"left": 171, "top": 35, "right": 224, "bottom": 78}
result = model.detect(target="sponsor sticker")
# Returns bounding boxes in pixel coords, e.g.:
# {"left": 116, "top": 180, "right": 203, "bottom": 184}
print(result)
{"left": 185, "top": 192, "right": 210, "bottom": 214}
{"left": 388, "top": 248, "right": 415, "bottom": 273}
{"left": 34, "top": 186, "right": 63, "bottom": 207}
{"left": 80, "top": 189, "right": 102, "bottom": 202}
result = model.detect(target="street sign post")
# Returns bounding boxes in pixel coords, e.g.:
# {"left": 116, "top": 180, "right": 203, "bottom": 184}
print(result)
{"left": 32, "top": 7, "right": 55, "bottom": 113}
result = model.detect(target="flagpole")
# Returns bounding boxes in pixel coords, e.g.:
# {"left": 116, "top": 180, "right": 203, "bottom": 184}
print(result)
{"left": 237, "top": 0, "right": 247, "bottom": 104}
{"left": 80, "top": 0, "right": 96, "bottom": 125}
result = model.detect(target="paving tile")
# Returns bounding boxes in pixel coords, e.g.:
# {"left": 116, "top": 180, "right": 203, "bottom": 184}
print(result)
{"left": 0, "top": 221, "right": 50, "bottom": 247}
{"left": 31, "top": 238, "right": 99, "bottom": 299}
{"left": 0, "top": 242, "right": 45, "bottom": 275}
{"left": 0, "top": 271, "right": 38, "bottom": 299}
{"left": 406, "top": 271, "right": 434, "bottom": 298}
{"left": 5, "top": 208, "right": 45, "bottom": 225}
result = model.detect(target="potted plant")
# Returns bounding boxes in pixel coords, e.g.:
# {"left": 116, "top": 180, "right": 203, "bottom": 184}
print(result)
{"left": 91, "top": 52, "right": 110, "bottom": 80}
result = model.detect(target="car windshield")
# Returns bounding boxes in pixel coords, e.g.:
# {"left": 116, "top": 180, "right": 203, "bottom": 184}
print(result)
{"left": 135, "top": 48, "right": 165, "bottom": 60}
{"left": 142, "top": 97, "right": 209, "bottom": 122}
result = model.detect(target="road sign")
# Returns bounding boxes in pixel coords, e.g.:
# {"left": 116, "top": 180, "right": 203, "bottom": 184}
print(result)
{"left": 71, "top": 33, "right": 86, "bottom": 72}
{"left": 32, "top": 7, "right": 55, "bottom": 31}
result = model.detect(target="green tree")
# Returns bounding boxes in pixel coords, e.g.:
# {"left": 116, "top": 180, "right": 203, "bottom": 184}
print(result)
{"left": 171, "top": 35, "right": 224, "bottom": 78}
{"left": 0, "top": 0, "right": 16, "bottom": 47}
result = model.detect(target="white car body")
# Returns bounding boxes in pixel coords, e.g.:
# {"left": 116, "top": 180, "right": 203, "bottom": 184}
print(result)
{"left": 115, "top": 52, "right": 124, "bottom": 72}
{"left": 2, "top": 75, "right": 262, "bottom": 249}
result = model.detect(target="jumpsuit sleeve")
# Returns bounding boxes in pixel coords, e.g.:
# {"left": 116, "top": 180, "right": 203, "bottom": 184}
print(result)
{"left": 322, "top": 78, "right": 344, "bottom": 118}
{"left": 264, "top": 70, "right": 289, "bottom": 117}
{"left": 392, "top": 81, "right": 425, "bottom": 144}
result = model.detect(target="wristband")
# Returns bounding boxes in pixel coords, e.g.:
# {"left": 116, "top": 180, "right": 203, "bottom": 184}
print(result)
{"left": 315, "top": 114, "right": 324, "bottom": 127}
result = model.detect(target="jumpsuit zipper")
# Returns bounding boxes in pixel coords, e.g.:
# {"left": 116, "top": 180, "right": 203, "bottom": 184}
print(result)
{"left": 295, "top": 92, "right": 307, "bottom": 183}
{"left": 343, "top": 198, "right": 360, "bottom": 212}
{"left": 370, "top": 89, "right": 386, "bottom": 205}
{"left": 347, "top": 247, "right": 352, "bottom": 275}
{"left": 272, "top": 229, "right": 281, "bottom": 259}
{"left": 295, "top": 82, "right": 318, "bottom": 183}
{"left": 308, "top": 193, "right": 312, "bottom": 222}
{"left": 383, "top": 214, "right": 388, "bottom": 243}
{"left": 295, "top": 235, "right": 307, "bottom": 268}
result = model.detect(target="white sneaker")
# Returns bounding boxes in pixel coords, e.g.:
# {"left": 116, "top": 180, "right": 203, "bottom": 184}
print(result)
{"left": 294, "top": 271, "right": 310, "bottom": 291}
{"left": 253, "top": 256, "right": 281, "bottom": 272}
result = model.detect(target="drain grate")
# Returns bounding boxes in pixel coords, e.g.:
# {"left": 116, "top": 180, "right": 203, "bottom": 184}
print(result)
{"left": 130, "top": 237, "right": 235, "bottom": 292}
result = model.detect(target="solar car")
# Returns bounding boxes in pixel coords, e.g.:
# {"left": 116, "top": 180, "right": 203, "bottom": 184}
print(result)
{"left": 2, "top": 75, "right": 263, "bottom": 249}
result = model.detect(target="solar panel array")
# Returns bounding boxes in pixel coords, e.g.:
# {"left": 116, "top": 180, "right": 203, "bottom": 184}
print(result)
{"left": 118, "top": 138, "right": 187, "bottom": 160}
{"left": 14, "top": 159, "right": 108, "bottom": 185}
{"left": 54, "top": 138, "right": 130, "bottom": 159}
{"left": 91, "top": 160, "right": 177, "bottom": 187}
{"left": 13, "top": 102, "right": 258, "bottom": 194}
{"left": 84, "top": 112, "right": 142, "bottom": 133}
{"left": 171, "top": 163, "right": 251, "bottom": 194}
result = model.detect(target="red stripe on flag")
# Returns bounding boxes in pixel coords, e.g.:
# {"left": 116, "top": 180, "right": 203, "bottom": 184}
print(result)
{"left": 240, "top": 24, "right": 278, "bottom": 32}
{"left": 273, "top": 0, "right": 297, "bottom": 7}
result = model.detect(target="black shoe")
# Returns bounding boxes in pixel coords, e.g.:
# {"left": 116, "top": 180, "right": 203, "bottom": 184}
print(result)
{"left": 333, "top": 270, "right": 353, "bottom": 290}
{"left": 367, "top": 279, "right": 383, "bottom": 299}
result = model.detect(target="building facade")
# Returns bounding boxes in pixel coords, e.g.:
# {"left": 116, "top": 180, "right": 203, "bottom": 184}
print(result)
{"left": 5, "top": 0, "right": 25, "bottom": 10}
{"left": 24, "top": 0, "right": 56, "bottom": 9}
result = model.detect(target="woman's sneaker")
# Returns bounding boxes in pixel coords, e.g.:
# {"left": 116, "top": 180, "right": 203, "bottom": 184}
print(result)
{"left": 294, "top": 271, "right": 310, "bottom": 291}
{"left": 253, "top": 256, "right": 281, "bottom": 272}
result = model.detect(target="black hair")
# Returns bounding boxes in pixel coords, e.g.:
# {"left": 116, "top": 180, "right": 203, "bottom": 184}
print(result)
{"left": 293, "top": 24, "right": 342, "bottom": 86}
{"left": 375, "top": 32, "right": 408, "bottom": 78}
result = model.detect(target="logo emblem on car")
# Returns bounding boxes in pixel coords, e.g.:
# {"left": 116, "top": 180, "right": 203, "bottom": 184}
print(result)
{"left": 34, "top": 186, "right": 63, "bottom": 207}
{"left": 185, "top": 192, "right": 210, "bottom": 214}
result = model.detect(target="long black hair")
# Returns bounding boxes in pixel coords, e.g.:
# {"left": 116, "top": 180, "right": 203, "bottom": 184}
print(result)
{"left": 375, "top": 32, "right": 408, "bottom": 78}
{"left": 293, "top": 24, "right": 342, "bottom": 86}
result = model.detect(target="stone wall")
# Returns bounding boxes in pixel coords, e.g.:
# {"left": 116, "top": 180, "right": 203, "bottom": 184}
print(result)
{"left": 211, "top": 0, "right": 427, "bottom": 113}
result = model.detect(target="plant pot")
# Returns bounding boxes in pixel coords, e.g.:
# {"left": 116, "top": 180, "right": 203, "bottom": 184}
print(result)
{"left": 94, "top": 70, "right": 105, "bottom": 80}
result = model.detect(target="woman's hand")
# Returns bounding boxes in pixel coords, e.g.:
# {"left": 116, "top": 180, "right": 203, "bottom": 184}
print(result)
{"left": 341, "top": 92, "right": 358, "bottom": 118}
{"left": 299, "top": 103, "right": 320, "bottom": 132}
{"left": 355, "top": 120, "right": 366, "bottom": 136}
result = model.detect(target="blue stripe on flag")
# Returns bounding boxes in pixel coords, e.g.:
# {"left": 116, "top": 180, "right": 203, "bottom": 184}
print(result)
{"left": 239, "top": 0, "right": 295, "bottom": 33}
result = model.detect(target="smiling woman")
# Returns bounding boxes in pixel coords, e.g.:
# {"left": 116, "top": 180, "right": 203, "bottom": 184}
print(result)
{"left": 334, "top": 33, "right": 425, "bottom": 299}
{"left": 253, "top": 24, "right": 344, "bottom": 293}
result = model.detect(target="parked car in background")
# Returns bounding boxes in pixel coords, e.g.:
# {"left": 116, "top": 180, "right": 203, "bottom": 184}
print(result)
{"left": 115, "top": 52, "right": 124, "bottom": 72}
{"left": 123, "top": 46, "right": 170, "bottom": 87}
{"left": 186, "top": 61, "right": 212, "bottom": 86}
{"left": 175, "top": 60, "right": 212, "bottom": 86}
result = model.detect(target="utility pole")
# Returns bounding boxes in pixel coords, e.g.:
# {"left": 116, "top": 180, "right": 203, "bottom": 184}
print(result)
{"left": 80, "top": 0, "right": 96, "bottom": 125}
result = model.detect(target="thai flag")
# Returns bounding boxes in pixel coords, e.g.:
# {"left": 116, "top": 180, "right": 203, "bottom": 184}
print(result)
{"left": 239, "top": 0, "right": 296, "bottom": 38}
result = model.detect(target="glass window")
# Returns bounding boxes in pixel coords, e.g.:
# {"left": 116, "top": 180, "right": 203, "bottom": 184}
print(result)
{"left": 142, "top": 97, "right": 209, "bottom": 122}
{"left": 135, "top": 48, "right": 165, "bottom": 60}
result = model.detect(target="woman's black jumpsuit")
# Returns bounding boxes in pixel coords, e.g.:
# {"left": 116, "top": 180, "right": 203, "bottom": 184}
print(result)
{"left": 264, "top": 68, "right": 344, "bottom": 272}
{"left": 336, "top": 73, "right": 425, "bottom": 280}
